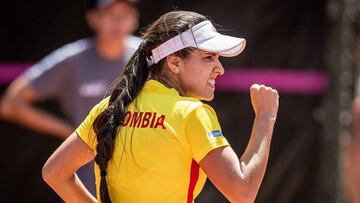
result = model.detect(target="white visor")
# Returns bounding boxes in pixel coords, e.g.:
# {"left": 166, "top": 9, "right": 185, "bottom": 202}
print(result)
{"left": 146, "top": 20, "right": 246, "bottom": 66}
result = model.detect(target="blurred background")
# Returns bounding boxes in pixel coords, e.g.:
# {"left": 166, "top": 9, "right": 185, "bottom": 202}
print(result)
{"left": 1, "top": 0, "right": 360, "bottom": 202}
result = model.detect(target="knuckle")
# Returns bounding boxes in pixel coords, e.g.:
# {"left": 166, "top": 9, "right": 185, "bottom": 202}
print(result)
{"left": 251, "top": 84, "right": 259, "bottom": 89}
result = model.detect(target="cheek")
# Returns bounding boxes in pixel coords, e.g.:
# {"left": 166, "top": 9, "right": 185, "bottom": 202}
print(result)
{"left": 181, "top": 64, "right": 211, "bottom": 93}
{"left": 112, "top": 19, "right": 136, "bottom": 36}
{"left": 94, "top": 17, "right": 111, "bottom": 33}
{"left": 97, "top": 22, "right": 124, "bottom": 38}
{"left": 119, "top": 18, "right": 137, "bottom": 32}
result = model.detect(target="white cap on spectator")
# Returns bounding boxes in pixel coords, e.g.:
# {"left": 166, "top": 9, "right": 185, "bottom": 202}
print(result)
{"left": 146, "top": 20, "right": 246, "bottom": 66}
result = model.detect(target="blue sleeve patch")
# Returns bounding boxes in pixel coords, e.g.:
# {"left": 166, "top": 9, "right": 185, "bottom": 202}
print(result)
{"left": 208, "top": 130, "right": 223, "bottom": 138}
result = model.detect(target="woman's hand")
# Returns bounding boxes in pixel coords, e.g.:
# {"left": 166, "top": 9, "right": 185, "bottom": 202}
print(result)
{"left": 250, "top": 84, "right": 279, "bottom": 120}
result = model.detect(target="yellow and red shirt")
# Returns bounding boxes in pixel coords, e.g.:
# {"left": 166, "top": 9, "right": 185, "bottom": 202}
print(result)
{"left": 76, "top": 79, "right": 229, "bottom": 203}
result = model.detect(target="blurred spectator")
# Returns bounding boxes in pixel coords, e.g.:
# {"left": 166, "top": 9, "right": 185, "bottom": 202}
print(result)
{"left": 344, "top": 98, "right": 360, "bottom": 203}
{"left": 0, "top": 0, "right": 140, "bottom": 197}
{"left": 343, "top": 38, "right": 360, "bottom": 203}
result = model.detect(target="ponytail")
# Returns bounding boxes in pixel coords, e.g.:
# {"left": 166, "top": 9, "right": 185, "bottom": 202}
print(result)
{"left": 92, "top": 43, "right": 149, "bottom": 203}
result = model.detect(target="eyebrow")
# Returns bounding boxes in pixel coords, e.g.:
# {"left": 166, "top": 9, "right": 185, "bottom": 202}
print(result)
{"left": 202, "top": 51, "right": 218, "bottom": 56}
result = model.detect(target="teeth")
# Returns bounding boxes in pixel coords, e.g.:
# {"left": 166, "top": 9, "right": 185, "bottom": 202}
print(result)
{"left": 208, "top": 79, "right": 215, "bottom": 87}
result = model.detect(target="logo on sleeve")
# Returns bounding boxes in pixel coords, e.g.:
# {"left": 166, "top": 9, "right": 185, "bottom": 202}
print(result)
{"left": 207, "top": 130, "right": 223, "bottom": 138}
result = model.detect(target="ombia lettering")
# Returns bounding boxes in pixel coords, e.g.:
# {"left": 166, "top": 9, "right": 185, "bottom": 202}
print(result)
{"left": 121, "top": 111, "right": 166, "bottom": 129}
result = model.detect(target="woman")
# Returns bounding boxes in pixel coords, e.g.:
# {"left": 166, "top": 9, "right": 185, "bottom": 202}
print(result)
{"left": 42, "top": 10, "right": 279, "bottom": 203}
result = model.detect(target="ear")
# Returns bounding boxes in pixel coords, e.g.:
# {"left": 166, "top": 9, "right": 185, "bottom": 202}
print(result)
{"left": 165, "top": 55, "right": 184, "bottom": 74}
{"left": 130, "top": 10, "right": 140, "bottom": 33}
{"left": 85, "top": 10, "right": 98, "bottom": 31}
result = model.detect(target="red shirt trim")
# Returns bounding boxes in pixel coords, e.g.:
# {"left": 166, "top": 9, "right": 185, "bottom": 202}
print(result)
{"left": 187, "top": 159, "right": 200, "bottom": 203}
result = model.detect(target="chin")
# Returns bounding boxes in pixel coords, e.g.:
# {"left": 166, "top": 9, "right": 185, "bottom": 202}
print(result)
{"left": 188, "top": 90, "right": 214, "bottom": 101}
{"left": 203, "top": 97, "right": 214, "bottom": 101}
{"left": 199, "top": 94, "right": 214, "bottom": 101}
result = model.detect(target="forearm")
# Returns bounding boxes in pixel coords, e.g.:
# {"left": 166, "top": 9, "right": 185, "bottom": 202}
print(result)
{"left": 352, "top": 98, "right": 360, "bottom": 137}
{"left": 43, "top": 133, "right": 96, "bottom": 202}
{"left": 45, "top": 173, "right": 96, "bottom": 203}
{"left": 0, "top": 99, "right": 73, "bottom": 139}
{"left": 239, "top": 116, "right": 276, "bottom": 197}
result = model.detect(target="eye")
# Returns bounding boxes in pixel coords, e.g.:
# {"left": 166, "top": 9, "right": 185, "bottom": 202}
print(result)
{"left": 204, "top": 55, "right": 214, "bottom": 60}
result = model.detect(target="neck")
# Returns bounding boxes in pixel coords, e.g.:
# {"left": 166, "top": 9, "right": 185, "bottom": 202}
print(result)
{"left": 151, "top": 72, "right": 186, "bottom": 96}
{"left": 95, "top": 37, "right": 125, "bottom": 60}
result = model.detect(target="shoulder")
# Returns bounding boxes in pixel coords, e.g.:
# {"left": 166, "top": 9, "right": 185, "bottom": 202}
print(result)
{"left": 174, "top": 98, "right": 216, "bottom": 119}
{"left": 90, "top": 96, "right": 110, "bottom": 116}
{"left": 24, "top": 38, "right": 93, "bottom": 79}
{"left": 38, "top": 38, "right": 92, "bottom": 66}
{"left": 76, "top": 96, "right": 110, "bottom": 149}
{"left": 85, "top": 96, "right": 110, "bottom": 125}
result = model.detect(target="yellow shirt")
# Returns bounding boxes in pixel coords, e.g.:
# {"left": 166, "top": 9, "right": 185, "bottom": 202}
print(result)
{"left": 76, "top": 79, "right": 229, "bottom": 203}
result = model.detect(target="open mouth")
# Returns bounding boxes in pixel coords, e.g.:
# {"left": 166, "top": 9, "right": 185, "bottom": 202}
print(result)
{"left": 208, "top": 79, "right": 215, "bottom": 88}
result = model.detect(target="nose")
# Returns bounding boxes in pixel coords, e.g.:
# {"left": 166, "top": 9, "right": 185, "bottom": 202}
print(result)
{"left": 215, "top": 59, "right": 225, "bottom": 75}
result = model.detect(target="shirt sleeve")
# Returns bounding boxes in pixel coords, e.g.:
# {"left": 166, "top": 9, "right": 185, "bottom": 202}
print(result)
{"left": 22, "top": 38, "right": 91, "bottom": 99}
{"left": 75, "top": 97, "right": 109, "bottom": 149}
{"left": 185, "top": 104, "right": 230, "bottom": 163}
{"left": 22, "top": 54, "right": 70, "bottom": 100}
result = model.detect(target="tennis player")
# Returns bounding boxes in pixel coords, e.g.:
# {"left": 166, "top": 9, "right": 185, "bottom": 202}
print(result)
{"left": 42, "top": 10, "right": 279, "bottom": 203}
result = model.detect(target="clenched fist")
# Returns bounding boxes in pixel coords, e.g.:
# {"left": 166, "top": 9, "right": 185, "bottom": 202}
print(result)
{"left": 250, "top": 84, "right": 279, "bottom": 120}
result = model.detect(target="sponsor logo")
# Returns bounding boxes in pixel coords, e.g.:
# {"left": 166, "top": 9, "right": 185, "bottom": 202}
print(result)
{"left": 208, "top": 130, "right": 223, "bottom": 138}
{"left": 79, "top": 80, "right": 107, "bottom": 97}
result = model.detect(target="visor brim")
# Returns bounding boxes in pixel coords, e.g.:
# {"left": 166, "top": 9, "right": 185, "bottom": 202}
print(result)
{"left": 198, "top": 34, "right": 246, "bottom": 57}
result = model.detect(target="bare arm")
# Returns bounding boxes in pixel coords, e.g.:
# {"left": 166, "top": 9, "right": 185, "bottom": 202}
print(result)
{"left": 42, "top": 132, "right": 97, "bottom": 203}
{"left": 352, "top": 97, "right": 360, "bottom": 137}
{"left": 200, "top": 84, "right": 278, "bottom": 203}
{"left": 0, "top": 76, "right": 73, "bottom": 139}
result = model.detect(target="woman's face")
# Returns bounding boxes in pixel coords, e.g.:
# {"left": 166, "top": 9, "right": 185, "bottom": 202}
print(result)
{"left": 177, "top": 49, "right": 225, "bottom": 101}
